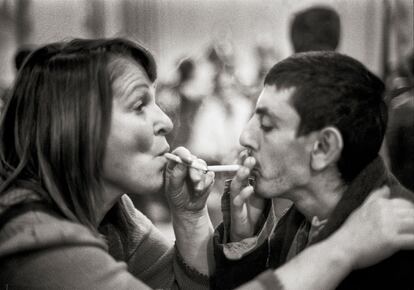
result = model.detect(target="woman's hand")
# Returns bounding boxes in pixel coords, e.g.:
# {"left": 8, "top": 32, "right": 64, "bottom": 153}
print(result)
{"left": 164, "top": 147, "right": 215, "bottom": 275}
{"left": 335, "top": 186, "right": 414, "bottom": 270}
{"left": 264, "top": 186, "right": 414, "bottom": 290}
{"left": 164, "top": 146, "right": 215, "bottom": 217}
{"left": 229, "top": 152, "right": 266, "bottom": 242}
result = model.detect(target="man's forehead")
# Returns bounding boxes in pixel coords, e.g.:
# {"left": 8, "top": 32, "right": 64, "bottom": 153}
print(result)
{"left": 256, "top": 86, "right": 296, "bottom": 112}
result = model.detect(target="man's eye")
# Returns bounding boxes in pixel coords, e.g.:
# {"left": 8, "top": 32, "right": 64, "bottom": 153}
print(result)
{"left": 260, "top": 124, "right": 273, "bottom": 132}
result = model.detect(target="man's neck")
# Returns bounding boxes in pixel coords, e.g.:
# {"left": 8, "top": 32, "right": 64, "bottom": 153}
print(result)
{"left": 289, "top": 174, "right": 347, "bottom": 221}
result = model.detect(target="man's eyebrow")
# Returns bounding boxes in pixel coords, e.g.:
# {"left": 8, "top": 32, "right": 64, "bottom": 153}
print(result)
{"left": 255, "top": 106, "right": 282, "bottom": 122}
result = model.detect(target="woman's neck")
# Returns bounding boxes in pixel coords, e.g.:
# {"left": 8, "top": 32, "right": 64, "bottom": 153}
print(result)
{"left": 95, "top": 184, "right": 123, "bottom": 226}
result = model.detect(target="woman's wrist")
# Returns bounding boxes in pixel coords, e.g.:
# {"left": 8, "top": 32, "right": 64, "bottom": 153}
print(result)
{"left": 171, "top": 206, "right": 210, "bottom": 226}
{"left": 321, "top": 230, "right": 355, "bottom": 273}
{"left": 172, "top": 207, "right": 214, "bottom": 275}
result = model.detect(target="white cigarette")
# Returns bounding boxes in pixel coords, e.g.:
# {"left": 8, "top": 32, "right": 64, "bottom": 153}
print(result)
{"left": 164, "top": 153, "right": 240, "bottom": 173}
{"left": 206, "top": 165, "right": 241, "bottom": 172}
{"left": 164, "top": 153, "right": 208, "bottom": 172}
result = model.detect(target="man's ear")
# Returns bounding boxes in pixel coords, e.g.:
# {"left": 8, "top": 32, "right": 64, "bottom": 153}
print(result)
{"left": 310, "top": 127, "right": 343, "bottom": 171}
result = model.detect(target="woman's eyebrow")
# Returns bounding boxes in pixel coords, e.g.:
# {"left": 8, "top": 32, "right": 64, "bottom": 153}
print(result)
{"left": 121, "top": 78, "right": 149, "bottom": 104}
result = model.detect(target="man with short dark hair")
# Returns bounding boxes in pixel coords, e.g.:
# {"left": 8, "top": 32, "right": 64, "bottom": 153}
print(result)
{"left": 213, "top": 51, "right": 414, "bottom": 289}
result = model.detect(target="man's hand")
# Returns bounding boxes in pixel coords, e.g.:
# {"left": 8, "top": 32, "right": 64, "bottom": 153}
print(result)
{"left": 332, "top": 186, "right": 414, "bottom": 270}
{"left": 230, "top": 154, "right": 266, "bottom": 242}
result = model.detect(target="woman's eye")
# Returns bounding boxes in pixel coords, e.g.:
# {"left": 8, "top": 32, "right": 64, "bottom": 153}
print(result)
{"left": 133, "top": 101, "right": 145, "bottom": 113}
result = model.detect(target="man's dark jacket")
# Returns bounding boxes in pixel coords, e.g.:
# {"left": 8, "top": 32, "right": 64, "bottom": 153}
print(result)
{"left": 212, "top": 157, "right": 414, "bottom": 290}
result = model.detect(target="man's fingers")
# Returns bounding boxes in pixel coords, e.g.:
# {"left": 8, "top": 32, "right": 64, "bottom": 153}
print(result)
{"left": 230, "top": 166, "right": 250, "bottom": 197}
{"left": 233, "top": 186, "right": 255, "bottom": 207}
{"left": 243, "top": 156, "right": 256, "bottom": 170}
{"left": 230, "top": 155, "right": 256, "bottom": 196}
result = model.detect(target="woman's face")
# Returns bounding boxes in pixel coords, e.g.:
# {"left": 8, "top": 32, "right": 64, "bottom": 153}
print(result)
{"left": 102, "top": 58, "right": 173, "bottom": 196}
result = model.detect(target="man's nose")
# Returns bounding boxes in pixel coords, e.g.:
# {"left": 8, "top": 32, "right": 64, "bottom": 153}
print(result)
{"left": 239, "top": 119, "right": 259, "bottom": 151}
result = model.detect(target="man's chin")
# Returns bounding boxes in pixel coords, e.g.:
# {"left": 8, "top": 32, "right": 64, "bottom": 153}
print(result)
{"left": 254, "top": 180, "right": 285, "bottom": 199}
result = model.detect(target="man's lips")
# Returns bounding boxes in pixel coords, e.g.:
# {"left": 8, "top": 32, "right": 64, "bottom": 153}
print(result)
{"left": 251, "top": 166, "right": 260, "bottom": 176}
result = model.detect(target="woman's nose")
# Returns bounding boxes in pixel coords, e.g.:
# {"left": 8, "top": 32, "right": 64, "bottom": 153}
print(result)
{"left": 153, "top": 105, "right": 173, "bottom": 136}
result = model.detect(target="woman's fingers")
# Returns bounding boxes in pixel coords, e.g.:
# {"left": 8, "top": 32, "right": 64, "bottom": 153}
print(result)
{"left": 166, "top": 147, "right": 194, "bottom": 190}
{"left": 364, "top": 185, "right": 390, "bottom": 203}
{"left": 189, "top": 158, "right": 207, "bottom": 191}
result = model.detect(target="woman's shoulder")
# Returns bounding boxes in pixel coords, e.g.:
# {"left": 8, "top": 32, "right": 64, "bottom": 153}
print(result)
{"left": 0, "top": 188, "right": 107, "bottom": 260}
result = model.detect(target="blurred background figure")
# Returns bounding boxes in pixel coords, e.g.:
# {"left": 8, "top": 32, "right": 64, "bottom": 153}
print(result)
{"left": 386, "top": 50, "right": 414, "bottom": 191}
{"left": 254, "top": 42, "right": 280, "bottom": 87}
{"left": 0, "top": 45, "right": 34, "bottom": 115}
{"left": 159, "top": 57, "right": 204, "bottom": 151}
{"left": 14, "top": 45, "right": 34, "bottom": 71}
{"left": 290, "top": 5, "right": 341, "bottom": 53}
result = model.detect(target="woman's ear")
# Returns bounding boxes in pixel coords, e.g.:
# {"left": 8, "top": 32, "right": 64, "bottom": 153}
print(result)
{"left": 310, "top": 127, "right": 343, "bottom": 171}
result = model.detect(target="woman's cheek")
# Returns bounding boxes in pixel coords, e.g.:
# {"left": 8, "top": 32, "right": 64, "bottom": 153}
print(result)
{"left": 134, "top": 125, "right": 154, "bottom": 152}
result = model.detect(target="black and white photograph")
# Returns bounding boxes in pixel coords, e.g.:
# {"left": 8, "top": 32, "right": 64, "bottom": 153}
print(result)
{"left": 0, "top": 0, "right": 413, "bottom": 289}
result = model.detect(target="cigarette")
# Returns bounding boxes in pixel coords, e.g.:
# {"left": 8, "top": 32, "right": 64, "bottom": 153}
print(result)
{"left": 164, "top": 153, "right": 240, "bottom": 173}
{"left": 164, "top": 153, "right": 208, "bottom": 172}
{"left": 206, "top": 165, "right": 241, "bottom": 172}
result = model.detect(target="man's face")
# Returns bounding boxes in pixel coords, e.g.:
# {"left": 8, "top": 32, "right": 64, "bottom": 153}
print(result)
{"left": 239, "top": 85, "right": 314, "bottom": 198}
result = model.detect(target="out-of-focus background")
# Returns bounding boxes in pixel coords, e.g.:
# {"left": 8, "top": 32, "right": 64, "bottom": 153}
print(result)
{"left": 1, "top": 0, "right": 413, "bottom": 240}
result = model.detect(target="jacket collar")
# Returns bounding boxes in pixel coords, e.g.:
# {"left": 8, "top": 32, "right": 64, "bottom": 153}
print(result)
{"left": 310, "top": 156, "right": 388, "bottom": 244}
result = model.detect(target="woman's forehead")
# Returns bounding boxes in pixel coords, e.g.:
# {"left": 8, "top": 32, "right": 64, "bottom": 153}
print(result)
{"left": 110, "top": 58, "right": 152, "bottom": 96}
{"left": 109, "top": 57, "right": 150, "bottom": 82}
